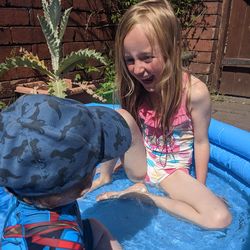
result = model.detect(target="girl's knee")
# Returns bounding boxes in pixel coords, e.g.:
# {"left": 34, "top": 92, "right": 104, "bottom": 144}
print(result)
{"left": 116, "top": 109, "right": 143, "bottom": 142}
{"left": 203, "top": 207, "right": 232, "bottom": 229}
{"left": 116, "top": 109, "right": 136, "bottom": 129}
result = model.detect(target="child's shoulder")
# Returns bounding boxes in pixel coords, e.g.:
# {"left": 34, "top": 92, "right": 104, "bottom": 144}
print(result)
{"left": 189, "top": 74, "right": 210, "bottom": 103}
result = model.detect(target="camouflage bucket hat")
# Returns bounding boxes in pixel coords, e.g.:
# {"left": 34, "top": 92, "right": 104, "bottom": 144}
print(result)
{"left": 0, "top": 94, "right": 131, "bottom": 197}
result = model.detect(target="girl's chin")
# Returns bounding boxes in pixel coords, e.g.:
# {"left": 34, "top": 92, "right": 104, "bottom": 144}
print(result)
{"left": 144, "top": 86, "right": 156, "bottom": 92}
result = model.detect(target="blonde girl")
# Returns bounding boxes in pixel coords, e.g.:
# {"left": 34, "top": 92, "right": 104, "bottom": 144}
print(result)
{"left": 93, "top": 0, "right": 232, "bottom": 229}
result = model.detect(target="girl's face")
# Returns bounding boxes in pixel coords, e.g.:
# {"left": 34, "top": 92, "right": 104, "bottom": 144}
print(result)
{"left": 123, "top": 24, "right": 165, "bottom": 93}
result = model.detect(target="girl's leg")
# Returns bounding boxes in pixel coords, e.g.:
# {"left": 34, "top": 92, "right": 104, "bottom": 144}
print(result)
{"left": 90, "top": 109, "right": 147, "bottom": 192}
{"left": 97, "top": 170, "right": 232, "bottom": 229}
{"left": 118, "top": 109, "right": 147, "bottom": 182}
{"left": 90, "top": 158, "right": 119, "bottom": 192}
{"left": 156, "top": 170, "right": 232, "bottom": 229}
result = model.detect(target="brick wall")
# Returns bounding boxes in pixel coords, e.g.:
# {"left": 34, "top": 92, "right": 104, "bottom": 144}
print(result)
{"left": 0, "top": 0, "right": 222, "bottom": 102}
{"left": 0, "top": 0, "right": 115, "bottom": 103}
{"left": 183, "top": 0, "right": 222, "bottom": 87}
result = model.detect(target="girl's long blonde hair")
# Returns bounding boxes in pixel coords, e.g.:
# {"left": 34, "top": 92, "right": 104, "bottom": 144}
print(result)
{"left": 115, "top": 0, "right": 184, "bottom": 133}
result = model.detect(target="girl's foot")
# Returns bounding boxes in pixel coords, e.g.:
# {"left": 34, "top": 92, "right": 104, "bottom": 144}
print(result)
{"left": 96, "top": 183, "right": 148, "bottom": 201}
{"left": 89, "top": 176, "right": 112, "bottom": 193}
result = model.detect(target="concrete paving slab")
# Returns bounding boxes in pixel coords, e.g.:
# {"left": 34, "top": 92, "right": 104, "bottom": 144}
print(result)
{"left": 211, "top": 96, "right": 250, "bottom": 132}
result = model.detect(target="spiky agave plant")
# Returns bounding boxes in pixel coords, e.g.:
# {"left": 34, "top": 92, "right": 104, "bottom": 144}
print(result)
{"left": 0, "top": 0, "right": 106, "bottom": 98}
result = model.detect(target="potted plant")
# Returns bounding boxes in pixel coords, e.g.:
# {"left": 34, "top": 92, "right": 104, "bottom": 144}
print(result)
{"left": 0, "top": 0, "right": 106, "bottom": 99}
{"left": 94, "top": 60, "right": 117, "bottom": 104}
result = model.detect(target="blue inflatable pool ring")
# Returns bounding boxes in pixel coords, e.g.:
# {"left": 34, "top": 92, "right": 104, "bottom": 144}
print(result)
{"left": 208, "top": 119, "right": 250, "bottom": 195}
{"left": 0, "top": 103, "right": 249, "bottom": 250}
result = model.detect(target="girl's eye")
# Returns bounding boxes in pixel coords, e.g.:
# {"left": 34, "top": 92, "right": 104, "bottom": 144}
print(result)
{"left": 124, "top": 58, "right": 134, "bottom": 65}
{"left": 143, "top": 55, "right": 154, "bottom": 63}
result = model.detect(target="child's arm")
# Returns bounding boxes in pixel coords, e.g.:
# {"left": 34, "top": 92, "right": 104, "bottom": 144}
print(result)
{"left": 89, "top": 218, "right": 122, "bottom": 250}
{"left": 189, "top": 76, "right": 211, "bottom": 185}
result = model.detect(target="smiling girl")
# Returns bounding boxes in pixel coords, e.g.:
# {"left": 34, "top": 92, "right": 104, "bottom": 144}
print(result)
{"left": 93, "top": 0, "right": 232, "bottom": 229}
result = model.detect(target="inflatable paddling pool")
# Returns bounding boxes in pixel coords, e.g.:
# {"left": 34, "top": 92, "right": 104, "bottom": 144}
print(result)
{"left": 0, "top": 103, "right": 249, "bottom": 250}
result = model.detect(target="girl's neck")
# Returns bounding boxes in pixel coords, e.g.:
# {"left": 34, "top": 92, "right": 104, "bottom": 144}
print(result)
{"left": 146, "top": 92, "right": 161, "bottom": 109}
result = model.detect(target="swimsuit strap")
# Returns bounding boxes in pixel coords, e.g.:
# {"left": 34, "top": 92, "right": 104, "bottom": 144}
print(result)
{"left": 180, "top": 72, "right": 190, "bottom": 112}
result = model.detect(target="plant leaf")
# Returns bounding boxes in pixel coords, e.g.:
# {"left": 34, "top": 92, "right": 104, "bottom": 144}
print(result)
{"left": 48, "top": 78, "right": 67, "bottom": 98}
{"left": 49, "top": 0, "right": 61, "bottom": 30}
{"left": 57, "top": 49, "right": 107, "bottom": 76}
{"left": 59, "top": 7, "right": 72, "bottom": 41}
{"left": 41, "top": 0, "right": 50, "bottom": 25}
{"left": 38, "top": 15, "right": 60, "bottom": 74}
{"left": 0, "top": 54, "right": 55, "bottom": 79}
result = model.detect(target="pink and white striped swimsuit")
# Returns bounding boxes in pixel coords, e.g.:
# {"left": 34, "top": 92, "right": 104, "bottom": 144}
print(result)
{"left": 139, "top": 80, "right": 194, "bottom": 185}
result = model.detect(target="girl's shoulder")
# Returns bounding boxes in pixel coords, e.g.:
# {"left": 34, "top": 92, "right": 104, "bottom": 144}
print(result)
{"left": 189, "top": 74, "right": 210, "bottom": 105}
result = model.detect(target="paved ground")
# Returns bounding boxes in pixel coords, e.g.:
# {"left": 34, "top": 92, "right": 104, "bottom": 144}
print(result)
{"left": 211, "top": 95, "right": 250, "bottom": 132}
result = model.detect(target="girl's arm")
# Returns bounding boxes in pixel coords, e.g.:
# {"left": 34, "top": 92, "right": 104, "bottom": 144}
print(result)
{"left": 189, "top": 76, "right": 211, "bottom": 185}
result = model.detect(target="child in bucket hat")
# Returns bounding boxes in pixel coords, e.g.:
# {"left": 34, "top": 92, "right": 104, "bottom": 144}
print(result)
{"left": 0, "top": 94, "right": 147, "bottom": 249}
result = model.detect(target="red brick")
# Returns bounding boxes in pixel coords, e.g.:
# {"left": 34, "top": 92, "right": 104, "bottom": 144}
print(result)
{"left": 6, "top": 0, "right": 32, "bottom": 7}
{"left": 0, "top": 80, "right": 17, "bottom": 98}
{"left": 62, "top": 0, "right": 73, "bottom": 9}
{"left": 205, "top": 2, "right": 221, "bottom": 15}
{"left": 30, "top": 9, "right": 43, "bottom": 26}
{"left": 72, "top": 27, "right": 112, "bottom": 42}
{"left": 73, "top": 0, "right": 89, "bottom": 10}
{"left": 192, "top": 52, "right": 213, "bottom": 63}
{"left": 63, "top": 41, "right": 88, "bottom": 55}
{"left": 11, "top": 27, "right": 45, "bottom": 44}
{"left": 94, "top": 13, "right": 110, "bottom": 25}
{"left": 68, "top": 11, "right": 87, "bottom": 27}
{"left": 195, "top": 15, "right": 219, "bottom": 28}
{"left": 189, "top": 62, "right": 212, "bottom": 74}
{"left": 90, "top": 40, "right": 110, "bottom": 53}
{"left": 0, "top": 47, "right": 12, "bottom": 62}
{"left": 85, "top": 12, "right": 109, "bottom": 26}
{"left": 0, "top": 45, "right": 32, "bottom": 62}
{"left": 188, "top": 39, "right": 214, "bottom": 52}
{"left": 0, "top": 77, "right": 44, "bottom": 99}
{"left": 73, "top": 0, "right": 104, "bottom": 11}
{"left": 0, "top": 28, "right": 12, "bottom": 44}
{"left": 32, "top": 0, "right": 42, "bottom": 8}
{"left": 63, "top": 27, "right": 76, "bottom": 42}
{"left": 31, "top": 43, "right": 50, "bottom": 60}
{"left": 0, "top": 8, "right": 30, "bottom": 26}
{"left": 30, "top": 1, "right": 73, "bottom": 13}
{"left": 183, "top": 27, "right": 216, "bottom": 40}
{"left": 0, "top": 1, "right": 6, "bottom": 7}
{"left": 0, "top": 67, "right": 39, "bottom": 81}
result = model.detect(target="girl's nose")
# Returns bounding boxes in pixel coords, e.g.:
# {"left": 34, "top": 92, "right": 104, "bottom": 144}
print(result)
{"left": 133, "top": 60, "right": 145, "bottom": 75}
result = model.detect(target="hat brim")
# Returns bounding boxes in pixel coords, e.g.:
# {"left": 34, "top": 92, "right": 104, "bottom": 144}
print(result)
{"left": 85, "top": 106, "right": 132, "bottom": 163}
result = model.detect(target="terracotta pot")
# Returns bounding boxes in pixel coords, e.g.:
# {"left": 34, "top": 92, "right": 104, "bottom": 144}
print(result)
{"left": 14, "top": 80, "right": 98, "bottom": 104}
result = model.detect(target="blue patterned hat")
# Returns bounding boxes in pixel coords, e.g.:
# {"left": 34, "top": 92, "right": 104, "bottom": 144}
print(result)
{"left": 0, "top": 94, "right": 131, "bottom": 197}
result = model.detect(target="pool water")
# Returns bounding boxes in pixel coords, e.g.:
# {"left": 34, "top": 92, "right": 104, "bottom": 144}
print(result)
{"left": 0, "top": 166, "right": 249, "bottom": 250}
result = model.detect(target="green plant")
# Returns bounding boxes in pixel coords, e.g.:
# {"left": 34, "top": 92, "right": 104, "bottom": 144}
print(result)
{"left": 96, "top": 61, "right": 115, "bottom": 94}
{"left": 110, "top": 0, "right": 140, "bottom": 23}
{"left": 0, "top": 0, "right": 106, "bottom": 98}
{"left": 170, "top": 0, "right": 205, "bottom": 29}
{"left": 0, "top": 101, "right": 6, "bottom": 110}
{"left": 94, "top": 60, "right": 117, "bottom": 103}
